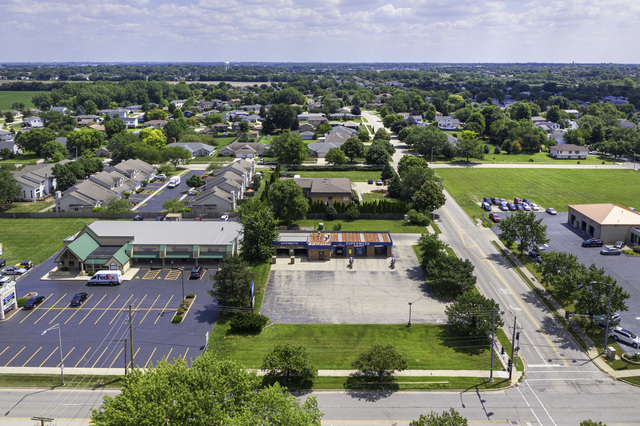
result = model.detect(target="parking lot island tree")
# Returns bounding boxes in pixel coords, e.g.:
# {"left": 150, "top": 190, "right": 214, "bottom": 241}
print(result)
{"left": 269, "top": 179, "right": 309, "bottom": 226}
{"left": 261, "top": 343, "right": 317, "bottom": 389}
{"left": 91, "top": 357, "right": 322, "bottom": 425}
{"left": 208, "top": 255, "right": 255, "bottom": 308}
{"left": 352, "top": 343, "right": 408, "bottom": 382}
{"left": 497, "top": 211, "right": 549, "bottom": 255}
{"left": 445, "top": 292, "right": 503, "bottom": 338}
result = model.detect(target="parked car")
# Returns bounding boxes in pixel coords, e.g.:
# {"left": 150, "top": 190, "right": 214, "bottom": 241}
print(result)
{"left": 1, "top": 266, "right": 26, "bottom": 275}
{"left": 70, "top": 292, "right": 88, "bottom": 307}
{"left": 522, "top": 203, "right": 531, "bottom": 211}
{"left": 507, "top": 202, "right": 516, "bottom": 211}
{"left": 515, "top": 203, "right": 524, "bottom": 211}
{"left": 530, "top": 203, "right": 540, "bottom": 211}
{"left": 488, "top": 213, "right": 501, "bottom": 223}
{"left": 155, "top": 173, "right": 167, "bottom": 180}
{"left": 499, "top": 202, "right": 509, "bottom": 211}
{"left": 483, "top": 197, "right": 492, "bottom": 204}
{"left": 23, "top": 295, "right": 45, "bottom": 309}
{"left": 368, "top": 179, "right": 373, "bottom": 184}
{"left": 133, "top": 215, "right": 144, "bottom": 221}
{"left": 188, "top": 188, "right": 197, "bottom": 196}
{"left": 582, "top": 238, "right": 604, "bottom": 247}
{"left": 596, "top": 312, "right": 621, "bottom": 327}
{"left": 194, "top": 216, "right": 203, "bottom": 221}
{"left": 19, "top": 260, "right": 33, "bottom": 269}
{"left": 499, "top": 198, "right": 506, "bottom": 204}
{"left": 600, "top": 247, "right": 622, "bottom": 255}
{"left": 220, "top": 215, "right": 229, "bottom": 221}
{"left": 491, "top": 197, "right": 501, "bottom": 205}
{"left": 155, "top": 216, "right": 163, "bottom": 221}
{"left": 523, "top": 198, "right": 531, "bottom": 204}
{"left": 0, "top": 275, "right": 12, "bottom": 284}
{"left": 514, "top": 197, "right": 522, "bottom": 204}
{"left": 528, "top": 249, "right": 542, "bottom": 263}
{"left": 481, "top": 202, "right": 492, "bottom": 211}
{"left": 190, "top": 266, "right": 204, "bottom": 279}
{"left": 609, "top": 326, "right": 640, "bottom": 348}
{"left": 613, "top": 241, "right": 625, "bottom": 249}
{"left": 376, "top": 179, "right": 383, "bottom": 186}
{"left": 546, "top": 207, "right": 557, "bottom": 215}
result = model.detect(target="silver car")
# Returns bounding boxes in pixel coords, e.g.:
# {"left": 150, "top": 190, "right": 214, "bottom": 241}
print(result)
{"left": 609, "top": 326, "right": 640, "bottom": 348}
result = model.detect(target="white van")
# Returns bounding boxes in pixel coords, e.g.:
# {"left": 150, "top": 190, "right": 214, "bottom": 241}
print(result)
{"left": 87, "top": 270, "right": 123, "bottom": 286}
{"left": 168, "top": 176, "right": 181, "bottom": 188}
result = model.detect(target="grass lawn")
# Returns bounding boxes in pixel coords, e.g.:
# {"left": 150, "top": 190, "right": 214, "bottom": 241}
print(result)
{"left": 211, "top": 323, "right": 503, "bottom": 370}
{"left": 0, "top": 218, "right": 96, "bottom": 264}
{"left": 436, "top": 168, "right": 640, "bottom": 215}
{"left": 0, "top": 91, "right": 41, "bottom": 110}
{"left": 214, "top": 136, "right": 238, "bottom": 148}
{"left": 477, "top": 144, "right": 617, "bottom": 164}
{"left": 4, "top": 201, "right": 54, "bottom": 213}
{"left": 287, "top": 170, "right": 383, "bottom": 182}
{"left": 0, "top": 153, "right": 41, "bottom": 167}
{"left": 293, "top": 219, "right": 426, "bottom": 233}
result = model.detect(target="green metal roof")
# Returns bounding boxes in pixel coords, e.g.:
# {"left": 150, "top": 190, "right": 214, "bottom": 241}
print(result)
{"left": 113, "top": 244, "right": 130, "bottom": 265}
{"left": 66, "top": 233, "right": 100, "bottom": 261}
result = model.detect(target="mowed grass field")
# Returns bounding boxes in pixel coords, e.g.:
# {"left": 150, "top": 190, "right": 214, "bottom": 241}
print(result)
{"left": 435, "top": 168, "right": 640, "bottom": 215}
{"left": 0, "top": 91, "right": 41, "bottom": 110}
{"left": 0, "top": 218, "right": 96, "bottom": 265}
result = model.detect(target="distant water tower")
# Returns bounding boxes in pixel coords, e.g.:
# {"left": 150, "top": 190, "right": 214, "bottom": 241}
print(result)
{"left": 224, "top": 61, "right": 229, "bottom": 72}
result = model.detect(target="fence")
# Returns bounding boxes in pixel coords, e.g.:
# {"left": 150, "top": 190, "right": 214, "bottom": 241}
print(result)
{"left": 0, "top": 211, "right": 221, "bottom": 220}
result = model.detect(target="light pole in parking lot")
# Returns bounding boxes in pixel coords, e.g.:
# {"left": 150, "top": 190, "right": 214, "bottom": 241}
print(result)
{"left": 41, "top": 323, "right": 64, "bottom": 385}
{"left": 178, "top": 267, "right": 185, "bottom": 300}
{"left": 590, "top": 281, "right": 613, "bottom": 354}
{"left": 407, "top": 302, "right": 412, "bottom": 327}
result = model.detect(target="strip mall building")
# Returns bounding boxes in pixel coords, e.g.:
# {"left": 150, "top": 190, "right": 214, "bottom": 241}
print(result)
{"left": 273, "top": 231, "right": 393, "bottom": 260}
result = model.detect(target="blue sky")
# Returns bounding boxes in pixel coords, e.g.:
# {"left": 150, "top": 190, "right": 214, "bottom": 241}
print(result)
{"left": 1, "top": 0, "right": 638, "bottom": 63}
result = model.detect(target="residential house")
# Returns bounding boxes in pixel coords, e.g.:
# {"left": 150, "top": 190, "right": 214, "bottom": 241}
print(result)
{"left": 98, "top": 109, "right": 127, "bottom": 119}
{"left": 122, "top": 117, "right": 139, "bottom": 128}
{"left": 291, "top": 178, "right": 352, "bottom": 205}
{"left": 187, "top": 160, "right": 254, "bottom": 216}
{"left": 299, "top": 123, "right": 315, "bottom": 133}
{"left": 74, "top": 115, "right": 102, "bottom": 126}
{"left": 50, "top": 106, "right": 68, "bottom": 114}
{"left": 94, "top": 147, "right": 112, "bottom": 158}
{"left": 167, "top": 142, "right": 216, "bottom": 157}
{"left": 309, "top": 116, "right": 328, "bottom": 127}
{"left": 435, "top": 116, "right": 461, "bottom": 129}
{"left": 144, "top": 119, "right": 168, "bottom": 129}
{"left": 228, "top": 110, "right": 249, "bottom": 121}
{"left": 301, "top": 131, "right": 315, "bottom": 140}
{"left": 170, "top": 99, "right": 185, "bottom": 109}
{"left": 23, "top": 117, "right": 43, "bottom": 128}
{"left": 564, "top": 110, "right": 580, "bottom": 118}
{"left": 240, "top": 104, "right": 261, "bottom": 113}
{"left": 0, "top": 130, "right": 14, "bottom": 143}
{"left": 209, "top": 123, "right": 230, "bottom": 133}
{"left": 12, "top": 161, "right": 69, "bottom": 201}
{"left": 308, "top": 141, "right": 343, "bottom": 158}
{"left": 533, "top": 120, "right": 560, "bottom": 133}
{"left": 218, "top": 142, "right": 269, "bottom": 158}
{"left": 620, "top": 120, "right": 638, "bottom": 130}
{"left": 298, "top": 112, "right": 326, "bottom": 122}
{"left": 323, "top": 131, "right": 352, "bottom": 145}
{"left": 125, "top": 105, "right": 142, "bottom": 113}
{"left": 549, "top": 144, "right": 588, "bottom": 159}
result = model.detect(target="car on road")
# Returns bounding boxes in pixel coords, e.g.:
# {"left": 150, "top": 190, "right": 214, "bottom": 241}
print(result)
{"left": 499, "top": 202, "right": 509, "bottom": 211}
{"left": 23, "top": 295, "right": 45, "bottom": 309}
{"left": 0, "top": 275, "right": 12, "bottom": 284}
{"left": 20, "top": 260, "right": 33, "bottom": 269}
{"left": 368, "top": 179, "right": 373, "bottom": 184}
{"left": 481, "top": 202, "right": 492, "bottom": 211}
{"left": 582, "top": 238, "right": 604, "bottom": 247}
{"left": 530, "top": 203, "right": 539, "bottom": 211}
{"left": 376, "top": 179, "right": 383, "bottom": 186}
{"left": 70, "top": 292, "right": 88, "bottom": 307}
{"left": 220, "top": 215, "right": 229, "bottom": 221}
{"left": 546, "top": 207, "right": 557, "bottom": 215}
{"left": 600, "top": 247, "right": 622, "bottom": 255}
{"left": 488, "top": 213, "right": 500, "bottom": 223}
{"left": 613, "top": 241, "right": 625, "bottom": 249}
{"left": 609, "top": 326, "right": 640, "bottom": 348}
{"left": 1, "top": 266, "right": 26, "bottom": 275}
{"left": 190, "top": 266, "right": 204, "bottom": 279}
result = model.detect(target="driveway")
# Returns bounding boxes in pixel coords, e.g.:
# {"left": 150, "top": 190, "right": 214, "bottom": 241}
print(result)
{"left": 260, "top": 234, "right": 449, "bottom": 324}
{"left": 135, "top": 169, "right": 204, "bottom": 212}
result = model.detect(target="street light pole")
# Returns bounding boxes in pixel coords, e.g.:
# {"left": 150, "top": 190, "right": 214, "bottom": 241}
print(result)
{"left": 407, "top": 302, "right": 412, "bottom": 327}
{"left": 590, "top": 281, "right": 613, "bottom": 354}
{"left": 41, "top": 324, "right": 64, "bottom": 385}
{"left": 179, "top": 267, "right": 185, "bottom": 300}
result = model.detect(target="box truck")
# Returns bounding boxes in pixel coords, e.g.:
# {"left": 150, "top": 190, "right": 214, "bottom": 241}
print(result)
{"left": 168, "top": 176, "right": 181, "bottom": 188}
{"left": 87, "top": 270, "right": 123, "bottom": 286}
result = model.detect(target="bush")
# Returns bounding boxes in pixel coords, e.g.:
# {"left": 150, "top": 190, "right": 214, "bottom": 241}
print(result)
{"left": 17, "top": 297, "right": 27, "bottom": 307}
{"left": 60, "top": 266, "right": 69, "bottom": 271}
{"left": 177, "top": 307, "right": 185, "bottom": 315}
{"left": 136, "top": 188, "right": 144, "bottom": 193}
{"left": 142, "top": 180, "right": 148, "bottom": 187}
{"left": 407, "top": 209, "right": 429, "bottom": 226}
{"left": 229, "top": 312, "right": 269, "bottom": 333}
{"left": 325, "top": 205, "right": 338, "bottom": 220}
{"left": 86, "top": 270, "right": 96, "bottom": 276}
{"left": 186, "top": 293, "right": 195, "bottom": 298}
{"left": 124, "top": 191, "right": 131, "bottom": 198}
{"left": 171, "top": 315, "right": 183, "bottom": 323}
{"left": 92, "top": 207, "right": 104, "bottom": 212}
{"left": 332, "top": 223, "right": 342, "bottom": 231}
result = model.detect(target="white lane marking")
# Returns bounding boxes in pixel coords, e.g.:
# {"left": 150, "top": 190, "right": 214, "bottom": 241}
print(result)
{"left": 526, "top": 381, "right": 558, "bottom": 426}
{"left": 527, "top": 364, "right": 566, "bottom": 368}
{"left": 517, "top": 387, "right": 543, "bottom": 426}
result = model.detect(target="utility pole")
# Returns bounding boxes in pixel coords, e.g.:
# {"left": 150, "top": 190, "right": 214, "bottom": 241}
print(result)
{"left": 489, "top": 308, "right": 495, "bottom": 382}
{"left": 129, "top": 305, "right": 134, "bottom": 369}
{"left": 509, "top": 316, "right": 517, "bottom": 381}
{"left": 124, "top": 338, "right": 128, "bottom": 375}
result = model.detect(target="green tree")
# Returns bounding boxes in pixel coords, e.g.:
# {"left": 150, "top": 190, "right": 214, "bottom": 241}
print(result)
{"left": 4, "top": 111, "right": 14, "bottom": 123}
{"left": 262, "top": 344, "right": 317, "bottom": 389}
{"left": 0, "top": 165, "right": 21, "bottom": 210}
{"left": 536, "top": 251, "right": 584, "bottom": 306}
{"left": 381, "top": 163, "right": 396, "bottom": 180}
{"left": 579, "top": 420, "right": 606, "bottom": 426}
{"left": 90, "top": 357, "right": 322, "bottom": 425}
{"left": 164, "top": 118, "right": 190, "bottom": 140}
{"left": 144, "top": 108, "right": 167, "bottom": 121}
{"left": 400, "top": 167, "right": 438, "bottom": 201}
{"left": 456, "top": 130, "right": 482, "bottom": 162}
{"left": 51, "top": 163, "right": 77, "bottom": 191}
{"left": 105, "top": 117, "right": 126, "bottom": 138}
{"left": 130, "top": 142, "right": 161, "bottom": 164}
{"left": 574, "top": 267, "right": 629, "bottom": 324}
{"left": 498, "top": 211, "right": 549, "bottom": 255}
{"left": 269, "top": 179, "right": 309, "bottom": 225}
{"left": 509, "top": 101, "right": 532, "bottom": 121}
{"left": 67, "top": 128, "right": 106, "bottom": 155}
{"left": 373, "top": 127, "right": 391, "bottom": 141}
{"left": 358, "top": 131, "right": 370, "bottom": 142}
{"left": 410, "top": 408, "right": 468, "bottom": 426}
{"left": 40, "top": 140, "right": 68, "bottom": 162}
{"left": 429, "top": 256, "right": 477, "bottom": 298}
{"left": 272, "top": 131, "right": 307, "bottom": 165}
{"left": 208, "top": 255, "right": 255, "bottom": 307}
{"left": 262, "top": 103, "right": 299, "bottom": 133}
{"left": 15, "top": 127, "right": 57, "bottom": 156}
{"left": 404, "top": 125, "right": 448, "bottom": 157}
{"left": 162, "top": 146, "right": 191, "bottom": 167}
{"left": 445, "top": 292, "right": 504, "bottom": 337}
{"left": 240, "top": 201, "right": 278, "bottom": 261}
{"left": 398, "top": 155, "right": 428, "bottom": 178}
{"left": 141, "top": 128, "right": 167, "bottom": 150}
{"left": 186, "top": 174, "right": 204, "bottom": 187}
{"left": 162, "top": 198, "right": 184, "bottom": 212}
{"left": 417, "top": 232, "right": 448, "bottom": 276}
{"left": 315, "top": 122, "right": 332, "bottom": 135}
{"left": 352, "top": 344, "right": 408, "bottom": 382}
{"left": 324, "top": 147, "right": 347, "bottom": 165}
{"left": 412, "top": 180, "right": 445, "bottom": 213}
{"left": 341, "top": 136, "right": 365, "bottom": 162}
{"left": 104, "top": 198, "right": 132, "bottom": 213}
{"left": 365, "top": 143, "right": 392, "bottom": 165}
{"left": 203, "top": 113, "right": 223, "bottom": 126}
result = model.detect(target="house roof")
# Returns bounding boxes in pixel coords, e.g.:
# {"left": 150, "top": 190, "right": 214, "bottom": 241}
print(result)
{"left": 308, "top": 142, "right": 343, "bottom": 154}
{"left": 86, "top": 221, "right": 242, "bottom": 245}
{"left": 167, "top": 142, "right": 216, "bottom": 154}
{"left": 324, "top": 132, "right": 351, "bottom": 144}
{"left": 550, "top": 144, "right": 588, "bottom": 152}
{"left": 66, "top": 233, "right": 100, "bottom": 260}
{"left": 292, "top": 177, "right": 352, "bottom": 197}
{"left": 569, "top": 203, "right": 640, "bottom": 226}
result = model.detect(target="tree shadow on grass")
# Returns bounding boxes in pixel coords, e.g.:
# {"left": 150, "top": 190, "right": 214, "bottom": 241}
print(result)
{"left": 436, "top": 326, "right": 491, "bottom": 356}
{"left": 343, "top": 372, "right": 399, "bottom": 401}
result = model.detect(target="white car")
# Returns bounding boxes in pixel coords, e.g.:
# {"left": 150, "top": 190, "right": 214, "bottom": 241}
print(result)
{"left": 155, "top": 174, "right": 167, "bottom": 180}
{"left": 609, "top": 326, "right": 640, "bottom": 348}
{"left": 522, "top": 203, "right": 531, "bottom": 211}
{"left": 220, "top": 215, "right": 229, "bottom": 221}
{"left": 530, "top": 203, "right": 539, "bottom": 211}
{"left": 1, "top": 266, "right": 26, "bottom": 275}
{"left": 0, "top": 275, "right": 12, "bottom": 284}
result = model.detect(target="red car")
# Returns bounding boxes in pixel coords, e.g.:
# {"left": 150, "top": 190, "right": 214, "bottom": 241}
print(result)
{"left": 488, "top": 213, "right": 501, "bottom": 223}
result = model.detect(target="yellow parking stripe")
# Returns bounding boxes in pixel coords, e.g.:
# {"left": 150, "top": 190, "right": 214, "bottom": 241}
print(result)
{"left": 139, "top": 295, "right": 160, "bottom": 324}
{"left": 57, "top": 347, "right": 75, "bottom": 367}
{"left": 39, "top": 347, "right": 58, "bottom": 367}
{"left": 74, "top": 347, "right": 92, "bottom": 367}
{"left": 21, "top": 347, "right": 42, "bottom": 367}
{"left": 92, "top": 346, "right": 110, "bottom": 368}
{"left": 131, "top": 347, "right": 141, "bottom": 368}
{"left": 4, "top": 347, "right": 25, "bottom": 367}
{"left": 143, "top": 269, "right": 160, "bottom": 280}
{"left": 109, "top": 294, "right": 134, "bottom": 325}
{"left": 0, "top": 346, "right": 9, "bottom": 357}
{"left": 19, "top": 293, "right": 54, "bottom": 324}
{"left": 144, "top": 348, "right": 157, "bottom": 368}
{"left": 79, "top": 294, "right": 107, "bottom": 325}
{"left": 182, "top": 348, "right": 189, "bottom": 361}
{"left": 165, "top": 348, "right": 173, "bottom": 361}
{"left": 64, "top": 294, "right": 94, "bottom": 325}
{"left": 94, "top": 294, "right": 119, "bottom": 325}
{"left": 154, "top": 295, "right": 174, "bottom": 324}
{"left": 109, "top": 348, "right": 124, "bottom": 368}
{"left": 34, "top": 293, "right": 67, "bottom": 325}
{"left": 165, "top": 270, "right": 181, "bottom": 280}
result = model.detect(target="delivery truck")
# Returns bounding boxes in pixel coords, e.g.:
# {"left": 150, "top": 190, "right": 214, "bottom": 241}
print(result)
{"left": 168, "top": 176, "right": 181, "bottom": 188}
{"left": 87, "top": 270, "right": 123, "bottom": 286}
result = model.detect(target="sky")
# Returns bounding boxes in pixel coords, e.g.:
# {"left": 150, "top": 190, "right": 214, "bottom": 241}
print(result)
{"left": 1, "top": 0, "right": 639, "bottom": 64}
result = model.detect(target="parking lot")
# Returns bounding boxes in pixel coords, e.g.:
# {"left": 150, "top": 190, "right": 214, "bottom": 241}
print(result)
{"left": 135, "top": 169, "right": 204, "bottom": 213}
{"left": 0, "top": 267, "right": 218, "bottom": 370}
{"left": 260, "top": 234, "right": 449, "bottom": 324}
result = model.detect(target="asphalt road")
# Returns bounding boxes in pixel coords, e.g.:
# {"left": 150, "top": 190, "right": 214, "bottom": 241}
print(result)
{"left": 134, "top": 169, "right": 204, "bottom": 212}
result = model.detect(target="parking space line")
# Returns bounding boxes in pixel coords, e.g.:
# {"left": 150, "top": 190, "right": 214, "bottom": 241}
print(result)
{"left": 74, "top": 347, "right": 92, "bottom": 367}
{"left": 94, "top": 294, "right": 119, "bottom": 325}
{"left": 109, "top": 348, "right": 123, "bottom": 368}
{"left": 39, "top": 347, "right": 58, "bottom": 367}
{"left": 144, "top": 348, "right": 157, "bottom": 368}
{"left": 182, "top": 348, "right": 189, "bottom": 361}
{"left": 165, "top": 270, "right": 180, "bottom": 280}
{"left": 139, "top": 295, "right": 160, "bottom": 325}
{"left": 79, "top": 294, "right": 107, "bottom": 325}
{"left": 131, "top": 348, "right": 141, "bottom": 367}
{"left": 165, "top": 348, "right": 173, "bottom": 361}
{"left": 0, "top": 346, "right": 9, "bottom": 358}
{"left": 57, "top": 347, "right": 75, "bottom": 367}
{"left": 133, "top": 294, "right": 148, "bottom": 312}
{"left": 143, "top": 270, "right": 160, "bottom": 280}
{"left": 154, "top": 295, "right": 174, "bottom": 324}
{"left": 4, "top": 347, "right": 26, "bottom": 367}
{"left": 64, "top": 294, "right": 94, "bottom": 325}
{"left": 19, "top": 293, "right": 54, "bottom": 324}
{"left": 92, "top": 346, "right": 110, "bottom": 368}
{"left": 109, "top": 294, "right": 134, "bottom": 325}
{"left": 199, "top": 270, "right": 207, "bottom": 281}
{"left": 33, "top": 293, "right": 67, "bottom": 325}
{"left": 49, "top": 293, "right": 86, "bottom": 324}
{"left": 21, "top": 347, "right": 42, "bottom": 367}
